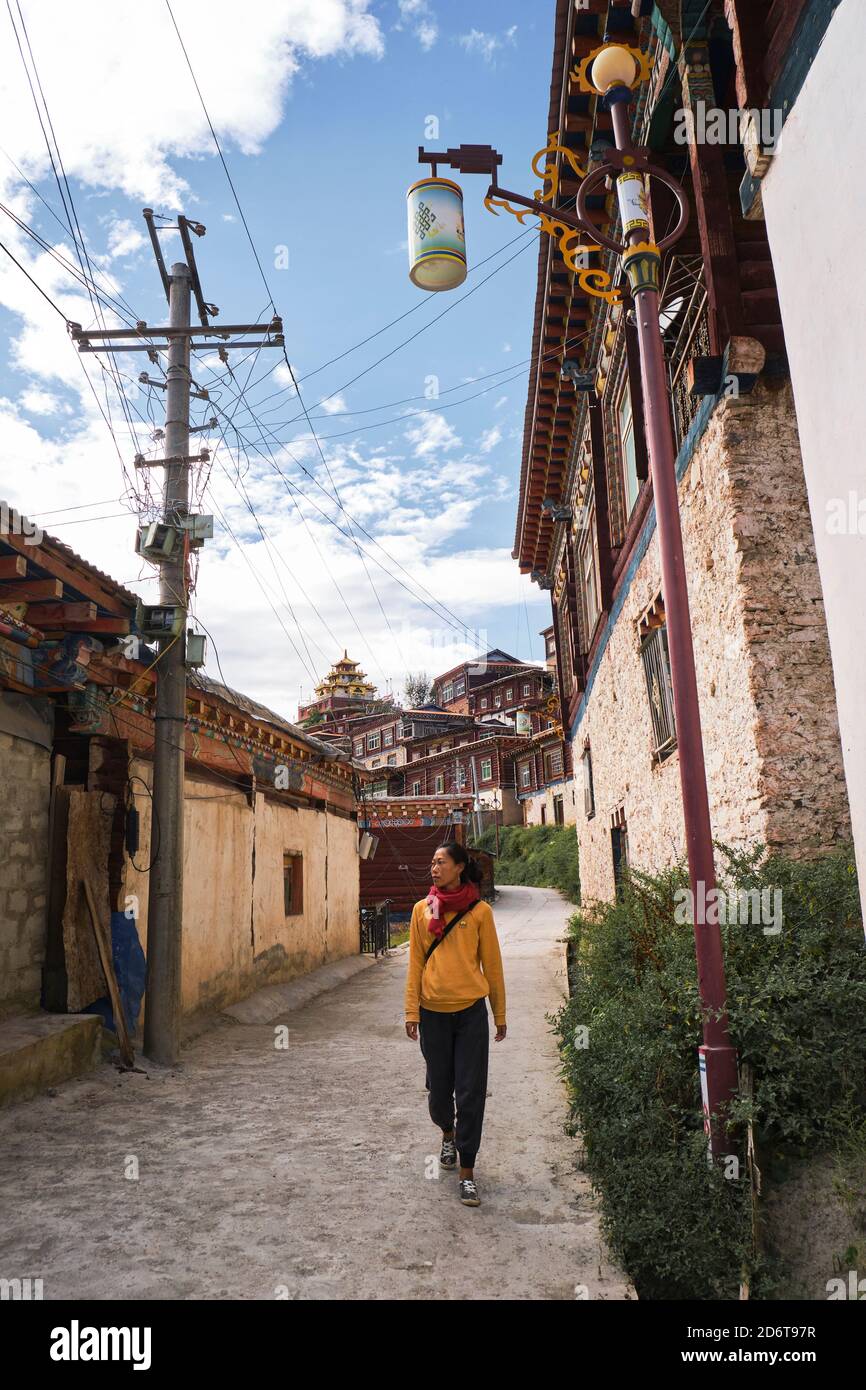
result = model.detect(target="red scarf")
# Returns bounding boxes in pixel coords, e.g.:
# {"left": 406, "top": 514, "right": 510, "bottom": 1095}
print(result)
{"left": 426, "top": 880, "right": 480, "bottom": 938}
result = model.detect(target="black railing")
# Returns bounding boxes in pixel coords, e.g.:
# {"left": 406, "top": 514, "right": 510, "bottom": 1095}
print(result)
{"left": 360, "top": 899, "right": 392, "bottom": 956}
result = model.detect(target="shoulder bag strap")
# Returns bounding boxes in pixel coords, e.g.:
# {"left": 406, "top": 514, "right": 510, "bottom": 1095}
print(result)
{"left": 422, "top": 904, "right": 474, "bottom": 967}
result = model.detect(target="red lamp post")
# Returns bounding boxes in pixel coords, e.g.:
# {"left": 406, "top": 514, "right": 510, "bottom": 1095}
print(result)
{"left": 581, "top": 45, "right": 739, "bottom": 1158}
{"left": 413, "top": 42, "right": 739, "bottom": 1157}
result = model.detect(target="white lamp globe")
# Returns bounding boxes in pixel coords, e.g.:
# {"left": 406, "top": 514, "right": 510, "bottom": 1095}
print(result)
{"left": 590, "top": 44, "right": 637, "bottom": 93}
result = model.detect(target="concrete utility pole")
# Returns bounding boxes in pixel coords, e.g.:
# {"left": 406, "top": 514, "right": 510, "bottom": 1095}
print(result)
{"left": 144, "top": 262, "right": 191, "bottom": 1067}
{"left": 70, "top": 216, "right": 284, "bottom": 1068}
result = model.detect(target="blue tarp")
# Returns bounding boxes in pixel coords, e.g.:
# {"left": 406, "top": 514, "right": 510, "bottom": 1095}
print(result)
{"left": 83, "top": 911, "right": 146, "bottom": 1035}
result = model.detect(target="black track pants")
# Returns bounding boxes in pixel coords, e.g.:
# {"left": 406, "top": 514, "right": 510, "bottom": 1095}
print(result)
{"left": 419, "top": 997, "right": 489, "bottom": 1168}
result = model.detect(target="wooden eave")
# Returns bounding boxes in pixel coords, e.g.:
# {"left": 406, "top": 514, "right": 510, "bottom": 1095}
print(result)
{"left": 513, "top": 0, "right": 647, "bottom": 579}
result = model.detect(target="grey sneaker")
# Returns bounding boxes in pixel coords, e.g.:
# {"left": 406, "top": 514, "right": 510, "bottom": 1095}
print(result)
{"left": 459, "top": 1177, "right": 481, "bottom": 1206}
{"left": 440, "top": 1135, "right": 457, "bottom": 1171}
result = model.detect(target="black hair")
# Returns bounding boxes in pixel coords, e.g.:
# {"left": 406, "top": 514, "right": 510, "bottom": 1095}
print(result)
{"left": 437, "top": 841, "right": 483, "bottom": 886}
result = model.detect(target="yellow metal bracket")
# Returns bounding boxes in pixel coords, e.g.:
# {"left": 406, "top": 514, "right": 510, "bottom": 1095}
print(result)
{"left": 571, "top": 43, "right": 651, "bottom": 96}
{"left": 483, "top": 134, "right": 620, "bottom": 303}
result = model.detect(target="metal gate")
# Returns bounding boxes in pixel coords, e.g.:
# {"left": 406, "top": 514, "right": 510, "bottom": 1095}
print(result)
{"left": 360, "top": 899, "right": 392, "bottom": 956}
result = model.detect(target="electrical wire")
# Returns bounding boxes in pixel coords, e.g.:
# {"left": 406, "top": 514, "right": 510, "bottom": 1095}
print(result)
{"left": 280, "top": 346, "right": 409, "bottom": 673}
{"left": 227, "top": 234, "right": 540, "bottom": 436}
{"left": 161, "top": 0, "right": 544, "bottom": 670}
{"left": 10, "top": 0, "right": 143, "bottom": 459}
{"left": 0, "top": 234, "right": 67, "bottom": 317}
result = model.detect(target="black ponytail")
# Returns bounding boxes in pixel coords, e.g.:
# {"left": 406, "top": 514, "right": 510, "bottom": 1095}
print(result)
{"left": 439, "top": 841, "right": 483, "bottom": 886}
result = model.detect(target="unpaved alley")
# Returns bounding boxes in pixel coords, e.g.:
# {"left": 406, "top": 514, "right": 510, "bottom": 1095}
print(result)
{"left": 0, "top": 885, "right": 630, "bottom": 1301}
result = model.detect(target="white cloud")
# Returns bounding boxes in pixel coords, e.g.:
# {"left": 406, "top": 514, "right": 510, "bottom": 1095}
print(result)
{"left": 0, "top": 2, "right": 554, "bottom": 718}
{"left": 272, "top": 362, "right": 300, "bottom": 394}
{"left": 404, "top": 411, "right": 460, "bottom": 458}
{"left": 458, "top": 26, "right": 517, "bottom": 64}
{"left": 106, "top": 219, "right": 146, "bottom": 261}
{"left": 398, "top": 0, "right": 438, "bottom": 49}
{"left": 0, "top": 2, "right": 384, "bottom": 207}
{"left": 478, "top": 425, "right": 501, "bottom": 454}
{"left": 318, "top": 394, "right": 347, "bottom": 415}
{"left": 20, "top": 387, "right": 64, "bottom": 415}
{"left": 494, "top": 395, "right": 507, "bottom": 409}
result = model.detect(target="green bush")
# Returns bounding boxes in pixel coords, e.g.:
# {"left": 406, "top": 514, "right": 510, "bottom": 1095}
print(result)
{"left": 555, "top": 845, "right": 866, "bottom": 1299}
{"left": 475, "top": 824, "right": 581, "bottom": 902}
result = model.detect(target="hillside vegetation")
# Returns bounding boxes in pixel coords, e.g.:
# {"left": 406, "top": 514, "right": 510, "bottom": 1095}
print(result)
{"left": 475, "top": 824, "right": 581, "bottom": 903}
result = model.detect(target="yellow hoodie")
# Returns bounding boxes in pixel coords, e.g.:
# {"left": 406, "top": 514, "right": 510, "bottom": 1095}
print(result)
{"left": 404, "top": 897, "right": 506, "bottom": 1026}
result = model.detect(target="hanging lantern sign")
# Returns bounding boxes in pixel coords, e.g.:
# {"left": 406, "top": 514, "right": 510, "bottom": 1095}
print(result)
{"left": 407, "top": 176, "right": 467, "bottom": 291}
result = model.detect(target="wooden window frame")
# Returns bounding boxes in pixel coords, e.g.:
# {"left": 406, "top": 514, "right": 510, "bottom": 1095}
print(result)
{"left": 617, "top": 373, "right": 640, "bottom": 520}
{"left": 576, "top": 492, "right": 601, "bottom": 643}
{"left": 283, "top": 852, "right": 303, "bottom": 917}
{"left": 640, "top": 621, "right": 678, "bottom": 763}
{"left": 581, "top": 744, "right": 595, "bottom": 819}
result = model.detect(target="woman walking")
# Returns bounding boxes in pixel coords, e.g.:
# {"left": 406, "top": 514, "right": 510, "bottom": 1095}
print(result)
{"left": 404, "top": 842, "right": 507, "bottom": 1207}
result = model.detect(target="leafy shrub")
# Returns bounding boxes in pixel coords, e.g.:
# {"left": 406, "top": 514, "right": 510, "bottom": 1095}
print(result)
{"left": 555, "top": 845, "right": 866, "bottom": 1299}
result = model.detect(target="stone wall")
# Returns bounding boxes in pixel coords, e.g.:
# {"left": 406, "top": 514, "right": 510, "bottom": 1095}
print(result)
{"left": 573, "top": 380, "right": 851, "bottom": 904}
{"left": 0, "top": 730, "right": 50, "bottom": 1015}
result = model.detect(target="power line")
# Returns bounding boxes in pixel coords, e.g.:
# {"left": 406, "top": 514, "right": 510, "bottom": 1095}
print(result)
{"left": 164, "top": 0, "right": 276, "bottom": 309}
{"left": 290, "top": 224, "right": 538, "bottom": 387}
{"left": 230, "top": 233, "right": 540, "bottom": 435}
{"left": 0, "top": 235, "right": 67, "bottom": 317}
{"left": 160, "top": 9, "right": 409, "bottom": 680}
{"left": 11, "top": 0, "right": 143, "bottom": 456}
{"left": 5, "top": 0, "right": 144, "bottom": 490}
{"left": 208, "top": 392, "right": 489, "bottom": 650}
{"left": 280, "top": 347, "right": 409, "bottom": 671}
{"left": 202, "top": 490, "right": 319, "bottom": 685}
{"left": 187, "top": 344, "right": 392, "bottom": 681}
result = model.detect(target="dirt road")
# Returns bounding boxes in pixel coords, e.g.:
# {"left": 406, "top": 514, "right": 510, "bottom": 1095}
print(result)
{"left": 0, "top": 885, "right": 630, "bottom": 1300}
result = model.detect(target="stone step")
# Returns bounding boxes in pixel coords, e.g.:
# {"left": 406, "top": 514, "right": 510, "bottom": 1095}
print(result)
{"left": 0, "top": 1012, "right": 102, "bottom": 1108}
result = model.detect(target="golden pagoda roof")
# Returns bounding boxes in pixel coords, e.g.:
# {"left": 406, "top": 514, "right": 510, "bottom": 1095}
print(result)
{"left": 314, "top": 650, "right": 376, "bottom": 699}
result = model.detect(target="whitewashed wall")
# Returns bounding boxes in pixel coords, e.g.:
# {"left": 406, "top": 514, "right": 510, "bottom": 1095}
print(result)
{"left": 761, "top": 0, "right": 866, "bottom": 923}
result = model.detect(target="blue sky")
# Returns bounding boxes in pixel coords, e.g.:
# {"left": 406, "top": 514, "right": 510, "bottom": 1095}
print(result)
{"left": 0, "top": 0, "right": 556, "bottom": 716}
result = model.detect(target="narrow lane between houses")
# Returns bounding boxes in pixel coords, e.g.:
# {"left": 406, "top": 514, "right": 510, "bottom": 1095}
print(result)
{"left": 0, "top": 885, "right": 631, "bottom": 1301}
